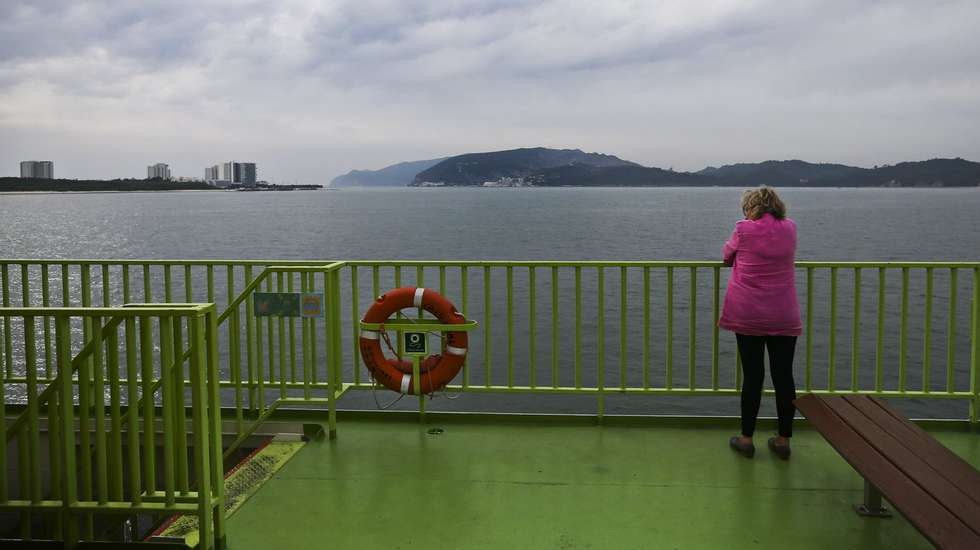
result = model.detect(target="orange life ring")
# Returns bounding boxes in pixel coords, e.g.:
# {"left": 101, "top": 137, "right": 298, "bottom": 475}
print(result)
{"left": 359, "top": 287, "right": 468, "bottom": 394}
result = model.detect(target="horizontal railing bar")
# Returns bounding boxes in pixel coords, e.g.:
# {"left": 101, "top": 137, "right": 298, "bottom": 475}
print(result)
{"left": 358, "top": 319, "right": 479, "bottom": 331}
{"left": 0, "top": 259, "right": 343, "bottom": 267}
{"left": 138, "top": 492, "right": 201, "bottom": 503}
{"left": 2, "top": 378, "right": 339, "bottom": 394}
{"left": 348, "top": 260, "right": 980, "bottom": 268}
{"left": 342, "top": 384, "right": 976, "bottom": 398}
{"left": 5, "top": 377, "right": 972, "bottom": 399}
{"left": 0, "top": 306, "right": 213, "bottom": 317}
{"left": 277, "top": 397, "right": 334, "bottom": 404}
{"left": 72, "top": 501, "right": 201, "bottom": 513}
{"left": 4, "top": 259, "right": 979, "bottom": 268}
{"left": 0, "top": 500, "right": 196, "bottom": 513}
{"left": 266, "top": 263, "right": 346, "bottom": 272}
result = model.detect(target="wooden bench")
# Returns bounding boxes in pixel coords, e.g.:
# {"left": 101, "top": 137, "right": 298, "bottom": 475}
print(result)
{"left": 794, "top": 394, "right": 980, "bottom": 550}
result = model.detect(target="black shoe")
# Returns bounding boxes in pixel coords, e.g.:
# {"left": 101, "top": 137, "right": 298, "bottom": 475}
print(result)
{"left": 729, "top": 436, "right": 755, "bottom": 458}
{"left": 768, "top": 437, "right": 791, "bottom": 460}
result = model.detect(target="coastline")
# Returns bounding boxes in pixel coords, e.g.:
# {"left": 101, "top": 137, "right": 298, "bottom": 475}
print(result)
{"left": 0, "top": 189, "right": 227, "bottom": 196}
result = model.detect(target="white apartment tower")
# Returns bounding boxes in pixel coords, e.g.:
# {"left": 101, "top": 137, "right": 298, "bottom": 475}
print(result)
{"left": 19, "top": 161, "right": 54, "bottom": 179}
{"left": 147, "top": 163, "right": 171, "bottom": 180}
{"left": 222, "top": 161, "right": 240, "bottom": 183}
{"left": 221, "top": 161, "right": 257, "bottom": 185}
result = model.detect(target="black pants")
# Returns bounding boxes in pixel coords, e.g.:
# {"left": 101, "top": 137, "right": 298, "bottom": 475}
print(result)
{"left": 736, "top": 334, "right": 798, "bottom": 438}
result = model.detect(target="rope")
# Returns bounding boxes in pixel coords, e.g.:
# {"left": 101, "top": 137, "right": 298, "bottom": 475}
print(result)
{"left": 369, "top": 322, "right": 407, "bottom": 409}
{"left": 369, "top": 314, "right": 464, "bottom": 407}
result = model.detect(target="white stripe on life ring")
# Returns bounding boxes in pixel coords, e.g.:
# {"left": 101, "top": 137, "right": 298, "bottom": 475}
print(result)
{"left": 400, "top": 374, "right": 411, "bottom": 394}
{"left": 446, "top": 345, "right": 467, "bottom": 356}
{"left": 360, "top": 329, "right": 379, "bottom": 340}
{"left": 413, "top": 287, "right": 425, "bottom": 307}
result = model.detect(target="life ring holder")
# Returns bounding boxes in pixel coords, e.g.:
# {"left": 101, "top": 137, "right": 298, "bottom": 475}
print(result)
{"left": 358, "top": 286, "right": 477, "bottom": 398}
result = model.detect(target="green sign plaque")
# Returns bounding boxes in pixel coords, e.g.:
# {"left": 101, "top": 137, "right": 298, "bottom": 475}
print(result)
{"left": 403, "top": 331, "right": 428, "bottom": 355}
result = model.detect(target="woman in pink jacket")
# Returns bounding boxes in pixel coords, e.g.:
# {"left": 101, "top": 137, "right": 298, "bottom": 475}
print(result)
{"left": 720, "top": 186, "right": 802, "bottom": 460}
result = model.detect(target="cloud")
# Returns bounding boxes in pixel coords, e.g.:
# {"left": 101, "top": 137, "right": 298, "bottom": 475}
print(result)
{"left": 1, "top": 0, "right": 978, "bottom": 181}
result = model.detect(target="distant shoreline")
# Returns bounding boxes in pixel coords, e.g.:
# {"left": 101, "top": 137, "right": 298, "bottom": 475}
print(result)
{"left": 335, "top": 184, "right": 980, "bottom": 190}
{"left": 0, "top": 177, "right": 213, "bottom": 193}
{"left": 0, "top": 179, "right": 326, "bottom": 194}
{"left": 0, "top": 189, "right": 226, "bottom": 196}
{"left": 5, "top": 185, "right": 977, "bottom": 195}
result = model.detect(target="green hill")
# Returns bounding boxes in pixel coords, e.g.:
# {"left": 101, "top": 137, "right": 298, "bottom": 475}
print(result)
{"left": 339, "top": 150, "right": 980, "bottom": 189}
{"left": 698, "top": 160, "right": 864, "bottom": 186}
{"left": 412, "top": 147, "right": 639, "bottom": 186}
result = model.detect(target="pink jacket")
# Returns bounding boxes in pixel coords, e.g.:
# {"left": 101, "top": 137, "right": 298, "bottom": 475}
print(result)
{"left": 718, "top": 213, "right": 802, "bottom": 336}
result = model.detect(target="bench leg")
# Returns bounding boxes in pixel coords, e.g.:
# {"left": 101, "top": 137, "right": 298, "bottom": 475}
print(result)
{"left": 855, "top": 480, "right": 892, "bottom": 518}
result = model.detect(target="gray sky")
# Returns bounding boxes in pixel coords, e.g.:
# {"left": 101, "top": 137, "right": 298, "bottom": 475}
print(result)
{"left": 2, "top": 0, "right": 979, "bottom": 183}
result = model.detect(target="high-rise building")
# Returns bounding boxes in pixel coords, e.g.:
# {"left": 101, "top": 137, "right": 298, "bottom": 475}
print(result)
{"left": 19, "top": 160, "right": 54, "bottom": 179}
{"left": 147, "top": 163, "right": 171, "bottom": 180}
{"left": 204, "top": 165, "right": 220, "bottom": 181}
{"left": 222, "top": 161, "right": 241, "bottom": 183}
{"left": 221, "top": 161, "right": 257, "bottom": 185}
{"left": 241, "top": 163, "right": 256, "bottom": 186}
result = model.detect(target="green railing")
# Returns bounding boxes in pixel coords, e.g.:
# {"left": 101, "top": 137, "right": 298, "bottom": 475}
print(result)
{"left": 336, "top": 261, "right": 980, "bottom": 421}
{"left": 1, "top": 259, "right": 979, "bottom": 426}
{"left": 0, "top": 258, "right": 978, "bottom": 546}
{"left": 0, "top": 304, "right": 224, "bottom": 549}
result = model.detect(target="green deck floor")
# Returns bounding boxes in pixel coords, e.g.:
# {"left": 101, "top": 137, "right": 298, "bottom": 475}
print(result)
{"left": 226, "top": 417, "right": 980, "bottom": 549}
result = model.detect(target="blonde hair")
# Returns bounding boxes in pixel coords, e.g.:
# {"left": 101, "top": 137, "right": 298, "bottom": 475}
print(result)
{"left": 741, "top": 186, "right": 787, "bottom": 220}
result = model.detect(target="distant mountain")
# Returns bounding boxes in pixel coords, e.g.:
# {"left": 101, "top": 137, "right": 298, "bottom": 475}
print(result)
{"left": 533, "top": 164, "right": 707, "bottom": 186}
{"left": 698, "top": 158, "right": 980, "bottom": 187}
{"left": 331, "top": 157, "right": 446, "bottom": 187}
{"left": 336, "top": 149, "right": 980, "bottom": 188}
{"left": 833, "top": 158, "right": 980, "bottom": 187}
{"left": 412, "top": 147, "right": 639, "bottom": 186}
{"left": 698, "top": 160, "right": 864, "bottom": 186}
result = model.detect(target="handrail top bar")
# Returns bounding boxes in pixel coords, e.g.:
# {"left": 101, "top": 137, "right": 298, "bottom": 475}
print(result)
{"left": 795, "top": 261, "right": 980, "bottom": 268}
{"left": 265, "top": 262, "right": 346, "bottom": 272}
{"left": 345, "top": 260, "right": 980, "bottom": 268}
{"left": 359, "top": 319, "right": 479, "bottom": 332}
{"left": 0, "top": 259, "right": 342, "bottom": 266}
{"left": 0, "top": 304, "right": 215, "bottom": 317}
{"left": 123, "top": 302, "right": 212, "bottom": 308}
{"left": 1, "top": 259, "right": 977, "bottom": 268}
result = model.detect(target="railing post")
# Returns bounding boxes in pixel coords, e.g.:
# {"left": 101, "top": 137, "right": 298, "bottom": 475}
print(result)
{"left": 829, "top": 266, "right": 837, "bottom": 392}
{"left": 970, "top": 268, "right": 979, "bottom": 424}
{"left": 160, "top": 316, "right": 176, "bottom": 507}
{"left": 666, "top": 266, "right": 673, "bottom": 390}
{"left": 327, "top": 267, "right": 341, "bottom": 439}
{"left": 189, "top": 313, "right": 214, "bottom": 549}
{"left": 806, "top": 267, "right": 814, "bottom": 391}
{"left": 596, "top": 267, "right": 604, "bottom": 419}
{"left": 351, "top": 266, "right": 360, "bottom": 386}
{"left": 55, "top": 315, "right": 79, "bottom": 546}
{"left": 852, "top": 268, "right": 861, "bottom": 392}
{"left": 1, "top": 264, "right": 12, "bottom": 377}
{"left": 947, "top": 268, "right": 958, "bottom": 393}
{"left": 0, "top": 314, "right": 6, "bottom": 504}
{"left": 530, "top": 266, "right": 537, "bottom": 389}
{"left": 205, "top": 307, "right": 227, "bottom": 549}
